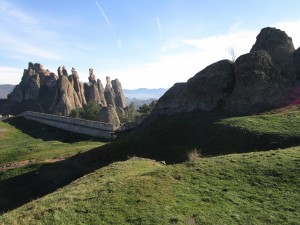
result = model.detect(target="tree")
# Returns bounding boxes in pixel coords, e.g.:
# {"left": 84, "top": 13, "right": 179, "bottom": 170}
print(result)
{"left": 137, "top": 100, "right": 157, "bottom": 115}
{"left": 126, "top": 102, "right": 137, "bottom": 123}
{"left": 81, "top": 102, "right": 100, "bottom": 121}
{"left": 228, "top": 47, "right": 236, "bottom": 62}
{"left": 69, "top": 102, "right": 100, "bottom": 121}
{"left": 69, "top": 107, "right": 83, "bottom": 118}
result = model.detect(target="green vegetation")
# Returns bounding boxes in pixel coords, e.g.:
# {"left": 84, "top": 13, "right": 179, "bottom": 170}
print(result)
{"left": 0, "top": 117, "right": 107, "bottom": 212}
{"left": 118, "top": 102, "right": 138, "bottom": 123}
{"left": 1, "top": 109, "right": 300, "bottom": 224}
{"left": 69, "top": 102, "right": 100, "bottom": 121}
{"left": 1, "top": 148, "right": 299, "bottom": 224}
{"left": 137, "top": 100, "right": 157, "bottom": 115}
{"left": 0, "top": 163, "right": 44, "bottom": 181}
{"left": 0, "top": 117, "right": 106, "bottom": 164}
{"left": 94, "top": 110, "right": 300, "bottom": 163}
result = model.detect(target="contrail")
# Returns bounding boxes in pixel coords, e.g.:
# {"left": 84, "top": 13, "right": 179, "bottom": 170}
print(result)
{"left": 95, "top": 0, "right": 114, "bottom": 34}
{"left": 157, "top": 17, "right": 162, "bottom": 38}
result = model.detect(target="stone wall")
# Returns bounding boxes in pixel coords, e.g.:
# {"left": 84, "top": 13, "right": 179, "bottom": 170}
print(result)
{"left": 19, "top": 111, "right": 119, "bottom": 140}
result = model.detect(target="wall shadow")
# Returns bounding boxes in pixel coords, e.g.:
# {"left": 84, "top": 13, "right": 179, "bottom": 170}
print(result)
{"left": 3, "top": 117, "right": 107, "bottom": 143}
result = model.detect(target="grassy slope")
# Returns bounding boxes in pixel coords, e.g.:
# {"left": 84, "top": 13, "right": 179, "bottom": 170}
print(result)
{"left": 1, "top": 110, "right": 300, "bottom": 223}
{"left": 0, "top": 117, "right": 107, "bottom": 211}
{"left": 1, "top": 147, "right": 299, "bottom": 225}
{"left": 0, "top": 117, "right": 106, "bottom": 164}
{"left": 89, "top": 110, "right": 300, "bottom": 164}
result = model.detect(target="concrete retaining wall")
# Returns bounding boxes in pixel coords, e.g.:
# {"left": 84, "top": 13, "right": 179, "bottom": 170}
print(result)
{"left": 19, "top": 111, "right": 119, "bottom": 139}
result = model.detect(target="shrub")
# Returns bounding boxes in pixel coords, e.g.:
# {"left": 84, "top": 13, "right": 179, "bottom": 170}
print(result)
{"left": 187, "top": 149, "right": 202, "bottom": 162}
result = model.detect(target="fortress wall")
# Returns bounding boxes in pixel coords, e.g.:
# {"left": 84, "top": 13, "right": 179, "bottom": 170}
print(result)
{"left": 19, "top": 111, "right": 119, "bottom": 139}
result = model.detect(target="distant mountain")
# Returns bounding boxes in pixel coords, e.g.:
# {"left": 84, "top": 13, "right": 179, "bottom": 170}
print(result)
{"left": 123, "top": 88, "right": 168, "bottom": 100}
{"left": 126, "top": 97, "right": 157, "bottom": 109}
{"left": 0, "top": 84, "right": 15, "bottom": 99}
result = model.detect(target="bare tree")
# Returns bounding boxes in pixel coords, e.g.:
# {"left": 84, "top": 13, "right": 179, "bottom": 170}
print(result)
{"left": 228, "top": 47, "right": 236, "bottom": 62}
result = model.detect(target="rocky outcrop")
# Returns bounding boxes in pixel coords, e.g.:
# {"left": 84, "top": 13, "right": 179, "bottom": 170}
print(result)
{"left": 69, "top": 67, "right": 87, "bottom": 106}
{"left": 96, "top": 79, "right": 107, "bottom": 106}
{"left": 98, "top": 105, "right": 121, "bottom": 125}
{"left": 104, "top": 76, "right": 116, "bottom": 107}
{"left": 4, "top": 63, "right": 127, "bottom": 125}
{"left": 226, "top": 50, "right": 291, "bottom": 113}
{"left": 51, "top": 67, "right": 83, "bottom": 115}
{"left": 8, "top": 85, "right": 23, "bottom": 103}
{"left": 151, "top": 60, "right": 235, "bottom": 116}
{"left": 282, "top": 47, "right": 300, "bottom": 80}
{"left": 146, "top": 27, "right": 299, "bottom": 123}
{"left": 250, "top": 27, "right": 295, "bottom": 67}
{"left": 111, "top": 79, "right": 126, "bottom": 109}
{"left": 5, "top": 62, "right": 58, "bottom": 114}
{"left": 84, "top": 69, "right": 108, "bottom": 107}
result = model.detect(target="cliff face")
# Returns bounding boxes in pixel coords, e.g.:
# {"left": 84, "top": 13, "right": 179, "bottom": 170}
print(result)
{"left": 147, "top": 27, "right": 300, "bottom": 123}
{"left": 4, "top": 64, "right": 126, "bottom": 124}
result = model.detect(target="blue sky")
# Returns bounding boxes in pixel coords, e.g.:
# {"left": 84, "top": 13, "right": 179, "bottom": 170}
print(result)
{"left": 1, "top": 0, "right": 300, "bottom": 89}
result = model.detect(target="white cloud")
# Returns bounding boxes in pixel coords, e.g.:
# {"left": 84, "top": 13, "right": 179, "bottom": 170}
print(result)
{"left": 108, "top": 29, "right": 259, "bottom": 89}
{"left": 0, "top": 67, "right": 23, "bottom": 84}
{"left": 0, "top": 1, "right": 64, "bottom": 61}
{"left": 105, "top": 20, "right": 300, "bottom": 89}
{"left": 110, "top": 20, "right": 300, "bottom": 89}
{"left": 182, "top": 30, "right": 258, "bottom": 59}
{"left": 0, "top": 34, "right": 62, "bottom": 60}
{"left": 275, "top": 20, "right": 300, "bottom": 48}
{"left": 0, "top": 1, "right": 37, "bottom": 25}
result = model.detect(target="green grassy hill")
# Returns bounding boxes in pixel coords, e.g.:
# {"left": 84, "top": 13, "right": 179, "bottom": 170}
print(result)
{"left": 0, "top": 117, "right": 106, "bottom": 164}
{"left": 87, "top": 109, "right": 300, "bottom": 164}
{"left": 0, "top": 117, "right": 107, "bottom": 211}
{"left": 1, "top": 148, "right": 299, "bottom": 224}
{"left": 1, "top": 109, "right": 300, "bottom": 224}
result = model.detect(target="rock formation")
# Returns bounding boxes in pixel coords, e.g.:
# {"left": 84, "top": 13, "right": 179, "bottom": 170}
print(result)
{"left": 51, "top": 66, "right": 83, "bottom": 115}
{"left": 104, "top": 76, "right": 116, "bottom": 107}
{"left": 250, "top": 27, "right": 295, "bottom": 67}
{"left": 69, "top": 67, "right": 87, "bottom": 106}
{"left": 96, "top": 79, "right": 107, "bottom": 106}
{"left": 98, "top": 105, "right": 121, "bottom": 125}
{"left": 4, "top": 64, "right": 127, "bottom": 125}
{"left": 151, "top": 60, "right": 235, "bottom": 116}
{"left": 84, "top": 69, "right": 107, "bottom": 107}
{"left": 111, "top": 79, "right": 126, "bottom": 109}
{"left": 3, "top": 62, "right": 58, "bottom": 114}
{"left": 225, "top": 50, "right": 291, "bottom": 113}
{"left": 146, "top": 27, "right": 300, "bottom": 123}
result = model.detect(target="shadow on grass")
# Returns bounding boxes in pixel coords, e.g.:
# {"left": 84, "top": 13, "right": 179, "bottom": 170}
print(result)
{"left": 0, "top": 150, "right": 110, "bottom": 213}
{"left": 1, "top": 111, "right": 300, "bottom": 213}
{"left": 4, "top": 117, "right": 107, "bottom": 143}
{"left": 89, "top": 112, "right": 300, "bottom": 164}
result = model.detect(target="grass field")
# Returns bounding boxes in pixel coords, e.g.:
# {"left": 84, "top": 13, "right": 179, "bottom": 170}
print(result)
{"left": 0, "top": 117, "right": 107, "bottom": 164}
{"left": 1, "top": 110, "right": 300, "bottom": 224}
{"left": 0, "top": 117, "right": 107, "bottom": 212}
{"left": 88, "top": 110, "right": 300, "bottom": 164}
{"left": 1, "top": 147, "right": 299, "bottom": 224}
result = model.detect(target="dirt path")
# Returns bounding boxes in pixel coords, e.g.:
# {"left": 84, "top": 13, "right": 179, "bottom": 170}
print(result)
{"left": 0, "top": 157, "right": 66, "bottom": 172}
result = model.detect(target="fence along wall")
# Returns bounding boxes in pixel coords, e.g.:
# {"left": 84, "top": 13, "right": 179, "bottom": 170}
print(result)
{"left": 19, "top": 111, "right": 120, "bottom": 140}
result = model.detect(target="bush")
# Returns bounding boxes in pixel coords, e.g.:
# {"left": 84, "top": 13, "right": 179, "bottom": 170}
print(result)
{"left": 187, "top": 149, "right": 202, "bottom": 162}
{"left": 69, "top": 102, "right": 100, "bottom": 121}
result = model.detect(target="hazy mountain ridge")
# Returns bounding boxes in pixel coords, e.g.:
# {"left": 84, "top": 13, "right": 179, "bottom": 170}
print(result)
{"left": 123, "top": 88, "right": 168, "bottom": 100}
{"left": 0, "top": 84, "right": 15, "bottom": 99}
